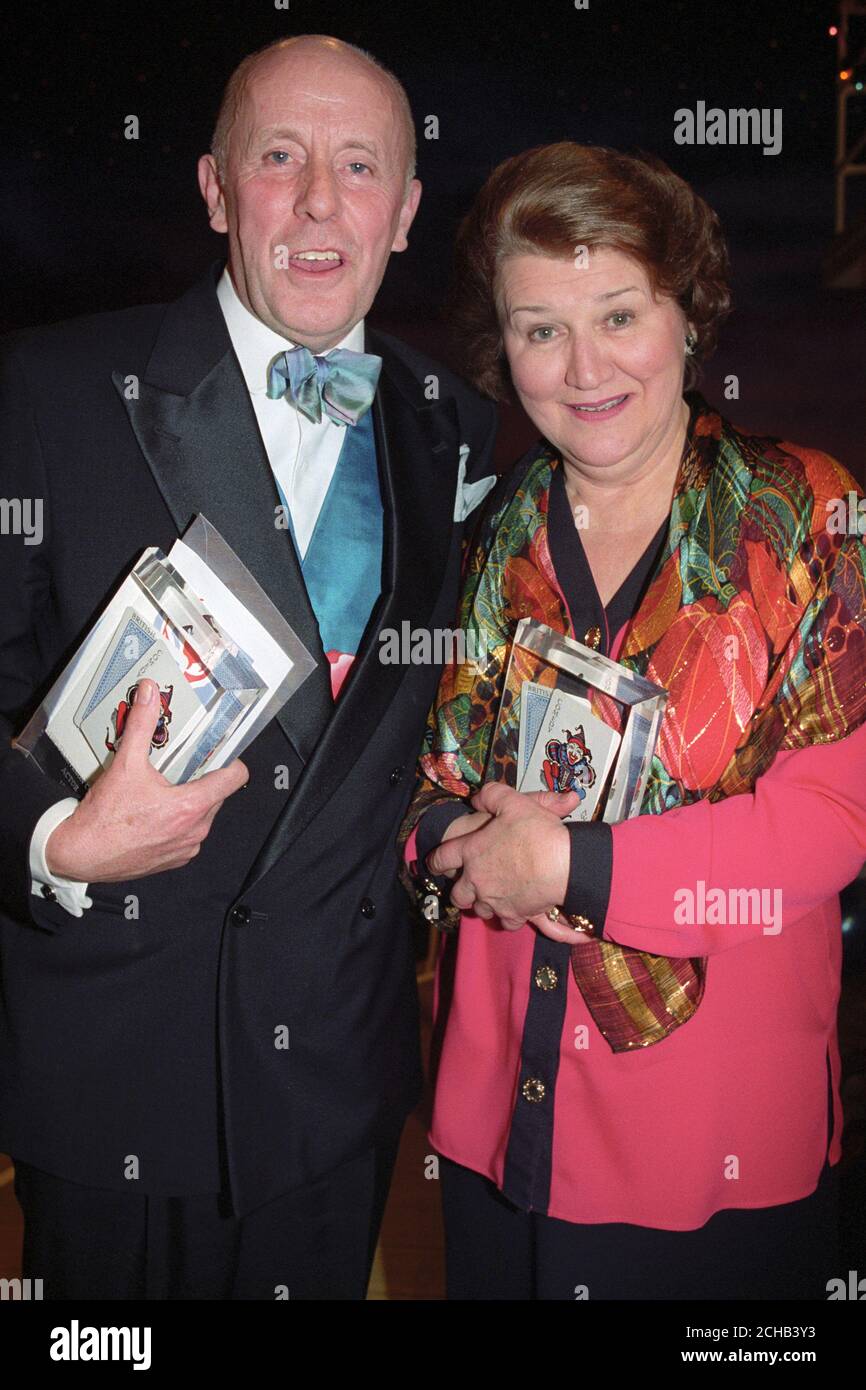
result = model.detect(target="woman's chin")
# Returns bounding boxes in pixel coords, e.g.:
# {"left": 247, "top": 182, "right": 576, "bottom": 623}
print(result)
{"left": 554, "top": 429, "right": 635, "bottom": 471}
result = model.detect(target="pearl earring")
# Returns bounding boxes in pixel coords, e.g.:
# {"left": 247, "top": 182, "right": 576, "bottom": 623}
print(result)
{"left": 685, "top": 334, "right": 697, "bottom": 356}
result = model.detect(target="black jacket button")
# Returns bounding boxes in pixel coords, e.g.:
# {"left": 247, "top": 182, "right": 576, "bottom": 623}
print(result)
{"left": 360, "top": 897, "right": 376, "bottom": 919}
{"left": 389, "top": 766, "right": 405, "bottom": 786}
{"left": 230, "top": 904, "right": 252, "bottom": 927}
{"left": 40, "top": 884, "right": 57, "bottom": 901}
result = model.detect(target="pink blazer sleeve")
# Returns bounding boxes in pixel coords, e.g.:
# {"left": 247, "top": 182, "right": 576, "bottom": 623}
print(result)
{"left": 603, "top": 720, "right": 866, "bottom": 957}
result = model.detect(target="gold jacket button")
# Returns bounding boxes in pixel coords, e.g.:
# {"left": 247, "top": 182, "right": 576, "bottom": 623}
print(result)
{"left": 522, "top": 1077, "right": 546, "bottom": 1103}
{"left": 534, "top": 965, "right": 558, "bottom": 991}
{"left": 583, "top": 625, "right": 602, "bottom": 649}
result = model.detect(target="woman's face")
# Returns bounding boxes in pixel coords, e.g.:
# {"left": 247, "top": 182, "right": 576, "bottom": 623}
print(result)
{"left": 499, "top": 246, "right": 691, "bottom": 478}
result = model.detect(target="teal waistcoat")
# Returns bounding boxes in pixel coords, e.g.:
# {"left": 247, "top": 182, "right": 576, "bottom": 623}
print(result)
{"left": 274, "top": 410, "right": 383, "bottom": 657}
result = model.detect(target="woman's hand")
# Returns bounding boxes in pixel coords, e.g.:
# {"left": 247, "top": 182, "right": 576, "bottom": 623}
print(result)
{"left": 432, "top": 809, "right": 494, "bottom": 880}
{"left": 426, "top": 782, "right": 579, "bottom": 931}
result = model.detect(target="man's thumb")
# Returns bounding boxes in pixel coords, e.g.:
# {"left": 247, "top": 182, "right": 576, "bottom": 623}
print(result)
{"left": 114, "top": 678, "right": 161, "bottom": 761}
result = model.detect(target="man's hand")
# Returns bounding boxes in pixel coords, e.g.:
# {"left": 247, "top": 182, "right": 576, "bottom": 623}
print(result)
{"left": 45, "top": 677, "right": 249, "bottom": 883}
{"left": 425, "top": 782, "right": 579, "bottom": 933}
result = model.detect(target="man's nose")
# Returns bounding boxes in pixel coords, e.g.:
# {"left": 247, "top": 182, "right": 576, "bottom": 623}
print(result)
{"left": 293, "top": 156, "right": 340, "bottom": 221}
{"left": 563, "top": 334, "right": 610, "bottom": 391}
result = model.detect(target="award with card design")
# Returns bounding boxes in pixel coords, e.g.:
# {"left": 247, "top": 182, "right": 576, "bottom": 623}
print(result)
{"left": 14, "top": 515, "right": 317, "bottom": 796}
{"left": 485, "top": 617, "right": 668, "bottom": 825}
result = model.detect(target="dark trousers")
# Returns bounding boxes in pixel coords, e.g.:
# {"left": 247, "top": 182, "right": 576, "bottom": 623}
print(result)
{"left": 13, "top": 1131, "right": 402, "bottom": 1300}
{"left": 440, "top": 1156, "right": 840, "bottom": 1300}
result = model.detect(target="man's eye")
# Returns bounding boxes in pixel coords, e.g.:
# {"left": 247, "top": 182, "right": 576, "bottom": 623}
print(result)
{"left": 267, "top": 151, "right": 291, "bottom": 165}
{"left": 346, "top": 161, "right": 371, "bottom": 175}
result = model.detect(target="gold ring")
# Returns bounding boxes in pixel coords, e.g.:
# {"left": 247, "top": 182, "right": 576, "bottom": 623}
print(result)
{"left": 547, "top": 906, "right": 561, "bottom": 923}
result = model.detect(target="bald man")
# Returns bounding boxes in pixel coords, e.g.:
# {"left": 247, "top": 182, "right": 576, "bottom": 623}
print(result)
{"left": 0, "top": 36, "right": 497, "bottom": 1299}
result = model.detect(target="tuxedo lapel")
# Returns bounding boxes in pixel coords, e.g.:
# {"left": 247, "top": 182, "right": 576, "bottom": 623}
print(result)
{"left": 241, "top": 330, "right": 463, "bottom": 891}
{"left": 113, "top": 263, "right": 333, "bottom": 763}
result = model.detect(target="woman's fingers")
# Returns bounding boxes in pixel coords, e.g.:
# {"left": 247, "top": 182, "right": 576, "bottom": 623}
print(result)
{"left": 527, "top": 912, "right": 597, "bottom": 944}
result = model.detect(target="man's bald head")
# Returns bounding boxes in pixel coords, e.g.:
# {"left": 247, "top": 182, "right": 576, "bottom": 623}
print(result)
{"left": 211, "top": 35, "right": 416, "bottom": 193}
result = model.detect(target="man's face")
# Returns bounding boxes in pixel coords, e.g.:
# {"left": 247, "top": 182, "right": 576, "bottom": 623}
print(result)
{"left": 199, "top": 45, "right": 421, "bottom": 351}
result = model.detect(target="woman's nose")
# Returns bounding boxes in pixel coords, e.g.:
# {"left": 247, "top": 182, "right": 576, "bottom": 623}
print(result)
{"left": 564, "top": 335, "right": 610, "bottom": 391}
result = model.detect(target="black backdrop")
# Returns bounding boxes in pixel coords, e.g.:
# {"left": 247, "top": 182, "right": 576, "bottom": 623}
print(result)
{"left": 3, "top": 0, "right": 863, "bottom": 473}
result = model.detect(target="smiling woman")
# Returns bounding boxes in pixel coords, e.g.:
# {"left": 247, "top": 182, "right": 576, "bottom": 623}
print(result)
{"left": 399, "top": 141, "right": 866, "bottom": 1301}
{"left": 453, "top": 142, "right": 730, "bottom": 401}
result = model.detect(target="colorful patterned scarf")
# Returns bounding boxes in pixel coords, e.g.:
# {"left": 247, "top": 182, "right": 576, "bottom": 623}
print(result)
{"left": 401, "top": 393, "right": 866, "bottom": 1050}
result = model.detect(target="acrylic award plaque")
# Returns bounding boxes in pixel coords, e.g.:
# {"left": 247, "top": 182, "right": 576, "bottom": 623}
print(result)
{"left": 485, "top": 617, "right": 668, "bottom": 824}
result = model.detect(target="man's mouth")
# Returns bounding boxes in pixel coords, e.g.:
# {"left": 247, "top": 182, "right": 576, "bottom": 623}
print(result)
{"left": 286, "top": 249, "right": 345, "bottom": 274}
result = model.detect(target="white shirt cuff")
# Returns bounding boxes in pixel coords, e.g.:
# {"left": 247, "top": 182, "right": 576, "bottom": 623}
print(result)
{"left": 30, "top": 799, "right": 92, "bottom": 917}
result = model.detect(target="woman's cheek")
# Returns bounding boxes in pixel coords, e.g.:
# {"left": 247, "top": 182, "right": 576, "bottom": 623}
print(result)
{"left": 622, "top": 328, "right": 682, "bottom": 379}
{"left": 510, "top": 351, "right": 560, "bottom": 406}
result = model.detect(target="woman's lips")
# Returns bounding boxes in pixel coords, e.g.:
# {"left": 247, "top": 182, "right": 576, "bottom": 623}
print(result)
{"left": 565, "top": 394, "right": 630, "bottom": 422}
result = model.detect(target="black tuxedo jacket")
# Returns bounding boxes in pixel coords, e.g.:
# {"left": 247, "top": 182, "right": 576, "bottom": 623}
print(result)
{"left": 0, "top": 261, "right": 496, "bottom": 1215}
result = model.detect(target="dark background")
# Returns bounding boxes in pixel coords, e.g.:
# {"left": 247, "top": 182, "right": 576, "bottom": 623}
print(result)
{"left": 2, "top": 0, "right": 864, "bottom": 477}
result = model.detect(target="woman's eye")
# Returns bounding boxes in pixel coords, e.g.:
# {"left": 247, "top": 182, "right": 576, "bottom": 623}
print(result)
{"left": 529, "top": 326, "right": 556, "bottom": 342}
{"left": 608, "top": 311, "right": 634, "bottom": 328}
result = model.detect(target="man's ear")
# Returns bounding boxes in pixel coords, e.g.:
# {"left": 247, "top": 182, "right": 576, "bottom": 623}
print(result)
{"left": 197, "top": 154, "right": 229, "bottom": 234}
{"left": 391, "top": 178, "right": 422, "bottom": 253}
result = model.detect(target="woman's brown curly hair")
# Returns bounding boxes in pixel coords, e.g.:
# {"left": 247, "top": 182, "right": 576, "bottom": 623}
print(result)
{"left": 451, "top": 142, "right": 731, "bottom": 399}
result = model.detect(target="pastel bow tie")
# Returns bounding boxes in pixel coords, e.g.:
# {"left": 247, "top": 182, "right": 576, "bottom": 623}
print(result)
{"left": 266, "top": 345, "right": 382, "bottom": 426}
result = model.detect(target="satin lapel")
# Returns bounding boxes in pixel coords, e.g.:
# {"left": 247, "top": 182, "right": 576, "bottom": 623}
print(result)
{"left": 242, "top": 333, "right": 462, "bottom": 890}
{"left": 112, "top": 265, "right": 333, "bottom": 763}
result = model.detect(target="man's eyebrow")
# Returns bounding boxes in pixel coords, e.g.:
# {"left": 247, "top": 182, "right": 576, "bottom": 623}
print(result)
{"left": 249, "top": 126, "right": 383, "bottom": 158}
{"left": 248, "top": 124, "right": 306, "bottom": 147}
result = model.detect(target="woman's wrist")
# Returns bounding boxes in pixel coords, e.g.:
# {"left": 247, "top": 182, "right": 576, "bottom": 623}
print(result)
{"left": 415, "top": 802, "right": 471, "bottom": 872}
{"left": 560, "top": 821, "right": 614, "bottom": 939}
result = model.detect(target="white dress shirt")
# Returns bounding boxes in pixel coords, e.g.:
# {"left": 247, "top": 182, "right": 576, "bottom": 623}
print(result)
{"left": 30, "top": 266, "right": 367, "bottom": 915}
{"left": 216, "top": 268, "right": 367, "bottom": 558}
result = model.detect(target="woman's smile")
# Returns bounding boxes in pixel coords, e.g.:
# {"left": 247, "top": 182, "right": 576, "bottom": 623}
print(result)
{"left": 563, "top": 392, "right": 631, "bottom": 421}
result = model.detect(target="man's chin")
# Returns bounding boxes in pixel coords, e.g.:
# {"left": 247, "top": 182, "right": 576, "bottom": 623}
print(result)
{"left": 264, "top": 297, "right": 360, "bottom": 350}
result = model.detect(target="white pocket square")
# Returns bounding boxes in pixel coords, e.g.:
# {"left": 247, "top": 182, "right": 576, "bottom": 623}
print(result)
{"left": 453, "top": 444, "right": 497, "bottom": 523}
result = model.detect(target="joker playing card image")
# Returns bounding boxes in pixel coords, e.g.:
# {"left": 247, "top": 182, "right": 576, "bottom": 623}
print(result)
{"left": 79, "top": 634, "right": 207, "bottom": 772}
{"left": 484, "top": 620, "right": 667, "bottom": 824}
{"left": 521, "top": 689, "right": 621, "bottom": 823}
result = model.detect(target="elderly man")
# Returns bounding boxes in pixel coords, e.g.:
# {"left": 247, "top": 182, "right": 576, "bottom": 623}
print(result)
{"left": 0, "top": 35, "right": 496, "bottom": 1299}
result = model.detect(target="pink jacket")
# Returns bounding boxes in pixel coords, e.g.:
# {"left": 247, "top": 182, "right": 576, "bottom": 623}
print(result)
{"left": 411, "top": 621, "right": 866, "bottom": 1230}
